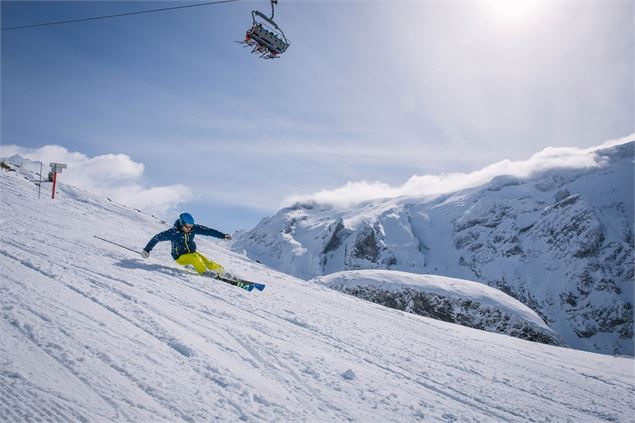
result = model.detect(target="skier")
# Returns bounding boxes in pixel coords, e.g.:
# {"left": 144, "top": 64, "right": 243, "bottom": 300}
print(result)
{"left": 141, "top": 212, "right": 232, "bottom": 276}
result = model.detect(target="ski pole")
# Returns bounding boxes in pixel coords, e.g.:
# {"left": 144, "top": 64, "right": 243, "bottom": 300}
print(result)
{"left": 94, "top": 235, "right": 142, "bottom": 255}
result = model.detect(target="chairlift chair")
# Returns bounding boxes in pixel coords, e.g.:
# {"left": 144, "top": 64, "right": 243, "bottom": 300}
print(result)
{"left": 238, "top": 0, "right": 289, "bottom": 59}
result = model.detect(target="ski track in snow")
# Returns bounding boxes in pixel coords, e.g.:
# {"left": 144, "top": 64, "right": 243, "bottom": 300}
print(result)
{"left": 1, "top": 170, "right": 635, "bottom": 422}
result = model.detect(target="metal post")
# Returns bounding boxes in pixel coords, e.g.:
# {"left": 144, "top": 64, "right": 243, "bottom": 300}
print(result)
{"left": 51, "top": 172, "right": 57, "bottom": 199}
{"left": 48, "top": 162, "right": 67, "bottom": 200}
{"left": 38, "top": 162, "right": 43, "bottom": 199}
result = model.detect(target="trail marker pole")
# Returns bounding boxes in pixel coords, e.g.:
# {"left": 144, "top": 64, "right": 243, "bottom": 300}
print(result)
{"left": 38, "top": 162, "right": 43, "bottom": 199}
{"left": 48, "top": 162, "right": 67, "bottom": 199}
{"left": 51, "top": 172, "right": 57, "bottom": 199}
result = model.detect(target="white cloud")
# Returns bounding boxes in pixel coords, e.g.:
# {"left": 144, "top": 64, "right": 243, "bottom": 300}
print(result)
{"left": 284, "top": 135, "right": 635, "bottom": 209}
{"left": 0, "top": 144, "right": 191, "bottom": 214}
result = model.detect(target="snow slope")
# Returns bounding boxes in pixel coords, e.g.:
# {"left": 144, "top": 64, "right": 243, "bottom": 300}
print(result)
{"left": 232, "top": 141, "right": 635, "bottom": 356}
{"left": 312, "top": 270, "right": 564, "bottom": 346}
{"left": 1, "top": 164, "right": 635, "bottom": 422}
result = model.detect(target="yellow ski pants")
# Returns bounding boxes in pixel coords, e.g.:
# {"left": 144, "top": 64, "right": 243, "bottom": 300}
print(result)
{"left": 176, "top": 252, "right": 224, "bottom": 275}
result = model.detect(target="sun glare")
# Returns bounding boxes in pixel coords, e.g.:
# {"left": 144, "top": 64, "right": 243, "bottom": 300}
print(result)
{"left": 482, "top": 1, "right": 542, "bottom": 27}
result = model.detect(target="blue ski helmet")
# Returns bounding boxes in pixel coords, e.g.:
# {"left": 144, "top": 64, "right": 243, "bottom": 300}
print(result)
{"left": 179, "top": 213, "right": 195, "bottom": 227}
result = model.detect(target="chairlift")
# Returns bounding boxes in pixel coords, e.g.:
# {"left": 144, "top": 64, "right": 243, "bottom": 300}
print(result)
{"left": 238, "top": 0, "right": 289, "bottom": 59}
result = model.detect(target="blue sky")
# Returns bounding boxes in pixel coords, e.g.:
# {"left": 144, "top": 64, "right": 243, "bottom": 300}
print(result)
{"left": 2, "top": 0, "right": 633, "bottom": 233}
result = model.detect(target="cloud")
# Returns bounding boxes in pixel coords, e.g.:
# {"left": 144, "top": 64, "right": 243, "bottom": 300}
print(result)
{"left": 284, "top": 135, "right": 635, "bottom": 209}
{"left": 0, "top": 144, "right": 191, "bottom": 214}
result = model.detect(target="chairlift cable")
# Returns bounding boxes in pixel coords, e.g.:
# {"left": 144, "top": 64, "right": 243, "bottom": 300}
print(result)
{"left": 1, "top": 0, "right": 239, "bottom": 31}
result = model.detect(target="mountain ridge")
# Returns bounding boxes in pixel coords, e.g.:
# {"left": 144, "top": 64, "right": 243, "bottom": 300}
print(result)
{"left": 233, "top": 141, "right": 635, "bottom": 355}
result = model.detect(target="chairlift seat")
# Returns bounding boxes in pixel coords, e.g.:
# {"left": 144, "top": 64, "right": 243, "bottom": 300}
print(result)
{"left": 239, "top": 8, "right": 289, "bottom": 59}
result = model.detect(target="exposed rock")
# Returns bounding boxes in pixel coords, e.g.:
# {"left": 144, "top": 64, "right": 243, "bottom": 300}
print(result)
{"left": 315, "top": 271, "right": 565, "bottom": 347}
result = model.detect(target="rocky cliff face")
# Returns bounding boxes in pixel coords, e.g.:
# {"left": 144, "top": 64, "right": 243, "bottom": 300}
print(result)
{"left": 233, "top": 142, "right": 634, "bottom": 355}
{"left": 313, "top": 270, "right": 565, "bottom": 347}
{"left": 344, "top": 285, "right": 561, "bottom": 345}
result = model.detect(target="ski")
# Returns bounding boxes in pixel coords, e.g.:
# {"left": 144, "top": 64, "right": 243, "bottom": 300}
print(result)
{"left": 216, "top": 274, "right": 266, "bottom": 292}
{"left": 204, "top": 272, "right": 265, "bottom": 292}
{"left": 180, "top": 267, "right": 265, "bottom": 292}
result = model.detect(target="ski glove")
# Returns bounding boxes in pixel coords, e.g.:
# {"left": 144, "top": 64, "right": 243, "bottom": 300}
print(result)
{"left": 141, "top": 249, "right": 150, "bottom": 258}
{"left": 224, "top": 234, "right": 232, "bottom": 240}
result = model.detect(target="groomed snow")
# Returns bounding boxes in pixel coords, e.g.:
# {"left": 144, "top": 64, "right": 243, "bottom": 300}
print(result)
{"left": 1, "top": 166, "right": 634, "bottom": 422}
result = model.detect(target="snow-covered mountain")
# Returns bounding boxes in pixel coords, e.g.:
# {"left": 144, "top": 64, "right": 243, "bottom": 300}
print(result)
{"left": 312, "top": 270, "right": 564, "bottom": 347}
{"left": 2, "top": 156, "right": 635, "bottom": 421}
{"left": 232, "top": 141, "right": 635, "bottom": 356}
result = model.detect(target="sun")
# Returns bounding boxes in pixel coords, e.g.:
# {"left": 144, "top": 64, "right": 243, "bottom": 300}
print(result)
{"left": 482, "top": 1, "right": 542, "bottom": 26}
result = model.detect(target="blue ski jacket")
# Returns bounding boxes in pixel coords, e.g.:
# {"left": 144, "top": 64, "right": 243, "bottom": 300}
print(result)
{"left": 144, "top": 220, "right": 227, "bottom": 260}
